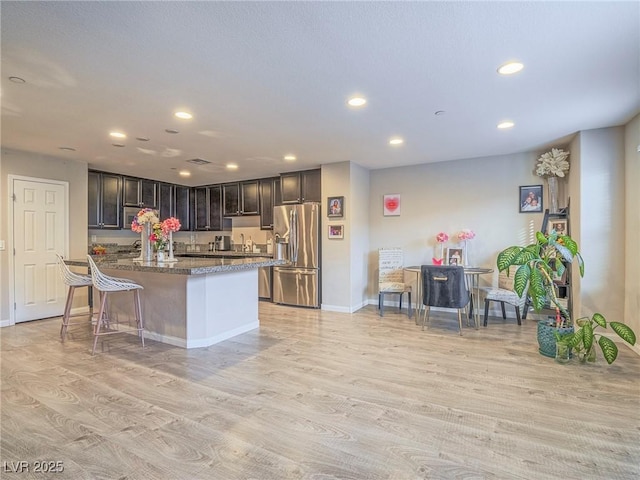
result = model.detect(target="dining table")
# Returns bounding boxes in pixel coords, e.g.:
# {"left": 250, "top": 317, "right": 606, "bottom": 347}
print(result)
{"left": 404, "top": 265, "right": 494, "bottom": 327}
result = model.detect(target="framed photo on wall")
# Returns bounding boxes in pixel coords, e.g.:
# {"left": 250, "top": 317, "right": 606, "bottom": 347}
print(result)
{"left": 446, "top": 247, "right": 464, "bottom": 266}
{"left": 383, "top": 194, "right": 401, "bottom": 216}
{"left": 327, "top": 196, "right": 344, "bottom": 217}
{"left": 328, "top": 224, "right": 344, "bottom": 239}
{"left": 519, "top": 185, "right": 543, "bottom": 213}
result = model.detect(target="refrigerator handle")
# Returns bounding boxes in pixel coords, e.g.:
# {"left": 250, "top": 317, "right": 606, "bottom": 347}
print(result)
{"left": 291, "top": 208, "right": 298, "bottom": 262}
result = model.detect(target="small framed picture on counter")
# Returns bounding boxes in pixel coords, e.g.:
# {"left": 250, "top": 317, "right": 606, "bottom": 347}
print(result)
{"left": 328, "top": 224, "right": 344, "bottom": 239}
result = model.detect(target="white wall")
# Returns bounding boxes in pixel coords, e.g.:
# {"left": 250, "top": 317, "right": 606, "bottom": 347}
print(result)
{"left": 1, "top": 148, "right": 89, "bottom": 322}
{"left": 624, "top": 115, "right": 639, "bottom": 352}
{"left": 575, "top": 127, "right": 626, "bottom": 324}
{"left": 349, "top": 162, "right": 370, "bottom": 311}
{"left": 321, "top": 162, "right": 353, "bottom": 311}
{"left": 368, "top": 151, "right": 545, "bottom": 303}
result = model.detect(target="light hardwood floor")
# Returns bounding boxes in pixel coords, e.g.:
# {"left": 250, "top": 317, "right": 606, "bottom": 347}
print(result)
{"left": 1, "top": 303, "right": 639, "bottom": 479}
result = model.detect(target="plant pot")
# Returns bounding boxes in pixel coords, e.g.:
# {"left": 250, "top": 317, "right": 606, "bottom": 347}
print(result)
{"left": 537, "top": 320, "right": 574, "bottom": 358}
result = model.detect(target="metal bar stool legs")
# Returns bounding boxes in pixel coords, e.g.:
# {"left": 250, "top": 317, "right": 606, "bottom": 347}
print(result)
{"left": 87, "top": 255, "right": 145, "bottom": 355}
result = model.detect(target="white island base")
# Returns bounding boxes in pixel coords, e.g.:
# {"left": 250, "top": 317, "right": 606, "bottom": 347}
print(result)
{"left": 101, "top": 267, "right": 259, "bottom": 349}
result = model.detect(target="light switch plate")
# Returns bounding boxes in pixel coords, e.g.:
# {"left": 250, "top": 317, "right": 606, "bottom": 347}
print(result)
{"left": 0, "top": 240, "right": 5, "bottom": 250}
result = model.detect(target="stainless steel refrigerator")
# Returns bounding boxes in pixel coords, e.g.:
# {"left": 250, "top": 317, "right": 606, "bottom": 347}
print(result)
{"left": 272, "top": 203, "right": 320, "bottom": 308}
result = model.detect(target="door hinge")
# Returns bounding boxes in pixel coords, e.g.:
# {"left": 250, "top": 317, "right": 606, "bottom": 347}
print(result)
{"left": 14, "top": 302, "right": 16, "bottom": 310}
{"left": 12, "top": 193, "right": 17, "bottom": 201}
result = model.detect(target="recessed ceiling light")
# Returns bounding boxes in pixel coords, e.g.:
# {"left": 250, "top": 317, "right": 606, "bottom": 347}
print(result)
{"left": 58, "top": 146, "right": 76, "bottom": 152}
{"left": 178, "top": 170, "right": 191, "bottom": 177}
{"left": 165, "top": 129, "right": 179, "bottom": 134}
{"left": 226, "top": 163, "right": 238, "bottom": 170}
{"left": 497, "top": 62, "right": 524, "bottom": 75}
{"left": 110, "top": 131, "right": 126, "bottom": 139}
{"left": 497, "top": 121, "right": 515, "bottom": 129}
{"left": 389, "top": 137, "right": 404, "bottom": 146}
{"left": 9, "top": 76, "right": 26, "bottom": 83}
{"left": 347, "top": 96, "right": 367, "bottom": 107}
{"left": 284, "top": 155, "right": 297, "bottom": 161}
{"left": 175, "top": 111, "right": 193, "bottom": 120}
{"left": 112, "top": 143, "right": 125, "bottom": 147}
{"left": 434, "top": 110, "right": 446, "bottom": 116}
{"left": 136, "top": 136, "right": 150, "bottom": 142}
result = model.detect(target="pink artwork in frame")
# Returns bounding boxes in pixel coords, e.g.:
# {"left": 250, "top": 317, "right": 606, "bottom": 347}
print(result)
{"left": 383, "top": 194, "right": 401, "bottom": 216}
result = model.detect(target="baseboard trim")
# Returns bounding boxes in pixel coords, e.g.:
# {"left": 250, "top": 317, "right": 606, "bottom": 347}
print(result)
{"left": 0, "top": 318, "right": 14, "bottom": 328}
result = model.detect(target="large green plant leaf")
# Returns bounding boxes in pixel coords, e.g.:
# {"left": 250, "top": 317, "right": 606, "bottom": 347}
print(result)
{"left": 576, "top": 252, "right": 585, "bottom": 277}
{"left": 497, "top": 247, "right": 522, "bottom": 271}
{"left": 513, "top": 265, "right": 530, "bottom": 297}
{"left": 536, "top": 231, "right": 547, "bottom": 244}
{"left": 599, "top": 336, "right": 618, "bottom": 364}
{"left": 566, "top": 329, "right": 583, "bottom": 349}
{"left": 559, "top": 235, "right": 578, "bottom": 256}
{"left": 515, "top": 248, "right": 538, "bottom": 265}
{"left": 592, "top": 313, "right": 606, "bottom": 328}
{"left": 610, "top": 322, "right": 637, "bottom": 345}
{"left": 582, "top": 322, "right": 594, "bottom": 350}
{"left": 528, "top": 268, "right": 547, "bottom": 311}
{"left": 554, "top": 243, "right": 574, "bottom": 263}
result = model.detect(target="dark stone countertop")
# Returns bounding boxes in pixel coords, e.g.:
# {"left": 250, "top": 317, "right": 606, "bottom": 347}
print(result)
{"left": 67, "top": 256, "right": 286, "bottom": 275}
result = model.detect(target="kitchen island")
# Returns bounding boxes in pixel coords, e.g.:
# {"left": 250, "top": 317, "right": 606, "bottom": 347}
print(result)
{"left": 66, "top": 256, "right": 285, "bottom": 349}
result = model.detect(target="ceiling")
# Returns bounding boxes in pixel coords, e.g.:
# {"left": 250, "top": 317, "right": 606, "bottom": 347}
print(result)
{"left": 2, "top": 1, "right": 638, "bottom": 187}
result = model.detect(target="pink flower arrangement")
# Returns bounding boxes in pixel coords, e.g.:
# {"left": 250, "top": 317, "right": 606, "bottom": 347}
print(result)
{"left": 436, "top": 232, "right": 449, "bottom": 243}
{"left": 131, "top": 208, "right": 159, "bottom": 233}
{"left": 161, "top": 217, "right": 181, "bottom": 235}
{"left": 458, "top": 229, "right": 476, "bottom": 241}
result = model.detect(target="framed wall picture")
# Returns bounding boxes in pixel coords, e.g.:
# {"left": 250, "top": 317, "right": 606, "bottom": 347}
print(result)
{"left": 549, "top": 218, "right": 568, "bottom": 236}
{"left": 328, "top": 224, "right": 344, "bottom": 239}
{"left": 519, "top": 185, "right": 543, "bottom": 213}
{"left": 446, "top": 247, "right": 464, "bottom": 266}
{"left": 327, "top": 196, "right": 344, "bottom": 217}
{"left": 383, "top": 194, "right": 401, "bottom": 216}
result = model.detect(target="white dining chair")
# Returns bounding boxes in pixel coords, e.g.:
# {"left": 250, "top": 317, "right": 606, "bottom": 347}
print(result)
{"left": 86, "top": 255, "right": 145, "bottom": 355}
{"left": 56, "top": 253, "right": 93, "bottom": 341}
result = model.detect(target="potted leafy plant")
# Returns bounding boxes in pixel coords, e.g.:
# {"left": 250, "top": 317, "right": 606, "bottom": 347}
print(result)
{"left": 497, "top": 230, "right": 636, "bottom": 364}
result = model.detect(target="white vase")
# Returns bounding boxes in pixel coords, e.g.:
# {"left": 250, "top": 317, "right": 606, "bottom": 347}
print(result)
{"left": 156, "top": 250, "right": 165, "bottom": 263}
{"left": 165, "top": 231, "right": 178, "bottom": 263}
{"left": 136, "top": 223, "right": 153, "bottom": 262}
{"left": 547, "top": 176, "right": 559, "bottom": 213}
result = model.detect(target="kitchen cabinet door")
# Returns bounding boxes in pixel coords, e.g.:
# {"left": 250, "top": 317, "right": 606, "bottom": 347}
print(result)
{"left": 123, "top": 177, "right": 158, "bottom": 208}
{"left": 174, "top": 185, "right": 191, "bottom": 231}
{"left": 259, "top": 178, "right": 274, "bottom": 229}
{"left": 88, "top": 171, "right": 122, "bottom": 229}
{"left": 280, "top": 169, "right": 321, "bottom": 204}
{"left": 158, "top": 183, "right": 173, "bottom": 220}
{"left": 241, "top": 180, "right": 259, "bottom": 215}
{"left": 209, "top": 185, "right": 223, "bottom": 231}
{"left": 300, "top": 169, "right": 321, "bottom": 202}
{"left": 223, "top": 183, "right": 240, "bottom": 216}
{"left": 194, "top": 187, "right": 210, "bottom": 230}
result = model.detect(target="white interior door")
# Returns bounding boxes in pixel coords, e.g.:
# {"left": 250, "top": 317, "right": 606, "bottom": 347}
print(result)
{"left": 13, "top": 178, "right": 68, "bottom": 322}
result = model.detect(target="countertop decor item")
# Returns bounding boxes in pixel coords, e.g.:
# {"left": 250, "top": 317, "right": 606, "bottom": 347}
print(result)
{"left": 131, "top": 208, "right": 159, "bottom": 262}
{"left": 535, "top": 148, "right": 570, "bottom": 213}
{"left": 161, "top": 217, "right": 181, "bottom": 263}
{"left": 457, "top": 229, "right": 475, "bottom": 265}
{"left": 497, "top": 230, "right": 636, "bottom": 364}
{"left": 432, "top": 232, "right": 448, "bottom": 265}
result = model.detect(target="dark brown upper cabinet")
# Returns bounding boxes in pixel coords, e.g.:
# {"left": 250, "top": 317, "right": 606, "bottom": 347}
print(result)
{"left": 280, "top": 169, "right": 321, "bottom": 204}
{"left": 123, "top": 177, "right": 158, "bottom": 208}
{"left": 223, "top": 180, "right": 260, "bottom": 216}
{"left": 88, "top": 171, "right": 122, "bottom": 229}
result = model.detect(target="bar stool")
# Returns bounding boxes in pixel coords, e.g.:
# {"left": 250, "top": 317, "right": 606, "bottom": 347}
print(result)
{"left": 56, "top": 253, "right": 93, "bottom": 341}
{"left": 86, "top": 255, "right": 145, "bottom": 355}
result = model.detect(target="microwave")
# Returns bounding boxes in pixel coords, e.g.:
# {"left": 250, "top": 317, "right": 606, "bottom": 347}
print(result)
{"left": 123, "top": 207, "right": 142, "bottom": 229}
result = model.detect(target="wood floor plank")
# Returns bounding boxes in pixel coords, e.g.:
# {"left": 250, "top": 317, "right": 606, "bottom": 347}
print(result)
{"left": 1, "top": 303, "right": 639, "bottom": 479}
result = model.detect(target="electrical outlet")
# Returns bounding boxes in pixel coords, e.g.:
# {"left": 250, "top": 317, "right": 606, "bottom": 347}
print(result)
{"left": 91, "top": 235, "right": 97, "bottom": 242}
{"left": 0, "top": 240, "right": 5, "bottom": 251}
